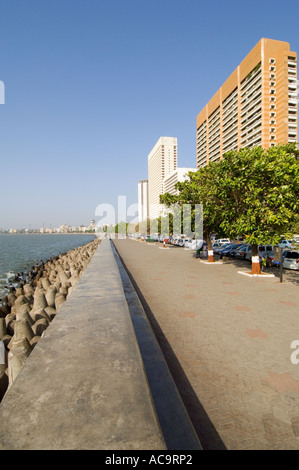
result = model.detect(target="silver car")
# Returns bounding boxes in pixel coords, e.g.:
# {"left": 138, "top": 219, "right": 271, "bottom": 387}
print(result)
{"left": 282, "top": 250, "right": 299, "bottom": 270}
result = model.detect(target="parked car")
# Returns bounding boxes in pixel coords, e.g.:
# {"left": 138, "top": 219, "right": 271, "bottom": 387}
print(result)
{"left": 216, "top": 238, "right": 231, "bottom": 245}
{"left": 218, "top": 243, "right": 241, "bottom": 258}
{"left": 282, "top": 250, "right": 299, "bottom": 270}
{"left": 212, "top": 242, "right": 224, "bottom": 253}
{"left": 265, "top": 250, "right": 287, "bottom": 267}
{"left": 279, "top": 240, "right": 294, "bottom": 249}
{"left": 183, "top": 238, "right": 192, "bottom": 248}
{"left": 229, "top": 244, "right": 248, "bottom": 258}
{"left": 189, "top": 239, "right": 205, "bottom": 250}
{"left": 244, "top": 245, "right": 273, "bottom": 262}
{"left": 235, "top": 245, "right": 252, "bottom": 260}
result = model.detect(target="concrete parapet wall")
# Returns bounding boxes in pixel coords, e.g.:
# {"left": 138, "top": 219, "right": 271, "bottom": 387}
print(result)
{"left": 0, "top": 239, "right": 166, "bottom": 450}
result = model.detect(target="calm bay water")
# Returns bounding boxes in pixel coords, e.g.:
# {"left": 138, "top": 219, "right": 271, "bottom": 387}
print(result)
{"left": 0, "top": 233, "right": 96, "bottom": 298}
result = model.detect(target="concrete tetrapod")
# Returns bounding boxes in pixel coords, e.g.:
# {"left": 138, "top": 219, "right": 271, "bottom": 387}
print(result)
{"left": 32, "top": 318, "right": 49, "bottom": 337}
{"left": 32, "top": 290, "right": 48, "bottom": 312}
{"left": 45, "top": 286, "right": 57, "bottom": 308}
{"left": 8, "top": 338, "right": 32, "bottom": 386}
{"left": 0, "top": 319, "right": 7, "bottom": 340}
{"left": 0, "top": 372, "right": 8, "bottom": 401}
{"left": 16, "top": 311, "right": 34, "bottom": 327}
{"left": 13, "top": 320, "right": 34, "bottom": 344}
{"left": 5, "top": 314, "right": 16, "bottom": 336}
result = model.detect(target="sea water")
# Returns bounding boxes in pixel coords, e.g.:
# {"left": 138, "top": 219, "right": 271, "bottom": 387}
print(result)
{"left": 0, "top": 233, "right": 96, "bottom": 298}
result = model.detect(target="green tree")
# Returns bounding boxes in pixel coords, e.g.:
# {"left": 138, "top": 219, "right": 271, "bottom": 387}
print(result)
{"left": 161, "top": 143, "right": 299, "bottom": 269}
{"left": 160, "top": 164, "right": 225, "bottom": 261}
{"left": 217, "top": 143, "right": 299, "bottom": 272}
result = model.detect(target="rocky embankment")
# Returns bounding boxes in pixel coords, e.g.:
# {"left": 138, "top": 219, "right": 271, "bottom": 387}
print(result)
{"left": 0, "top": 238, "right": 101, "bottom": 402}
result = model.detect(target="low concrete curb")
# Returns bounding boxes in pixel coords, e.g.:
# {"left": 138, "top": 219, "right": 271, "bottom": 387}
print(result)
{"left": 112, "top": 242, "right": 202, "bottom": 450}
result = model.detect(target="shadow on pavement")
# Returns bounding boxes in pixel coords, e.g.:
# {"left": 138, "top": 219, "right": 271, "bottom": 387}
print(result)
{"left": 115, "top": 248, "right": 227, "bottom": 450}
{"left": 209, "top": 255, "right": 299, "bottom": 286}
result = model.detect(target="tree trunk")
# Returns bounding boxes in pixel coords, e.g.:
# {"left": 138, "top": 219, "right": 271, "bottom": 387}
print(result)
{"left": 251, "top": 244, "right": 260, "bottom": 274}
{"left": 207, "top": 238, "right": 214, "bottom": 263}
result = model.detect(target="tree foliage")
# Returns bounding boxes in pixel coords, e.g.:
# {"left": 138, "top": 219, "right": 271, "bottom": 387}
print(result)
{"left": 217, "top": 144, "right": 299, "bottom": 246}
{"left": 160, "top": 143, "right": 299, "bottom": 259}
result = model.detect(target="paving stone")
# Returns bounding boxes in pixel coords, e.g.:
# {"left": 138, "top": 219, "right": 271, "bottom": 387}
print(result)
{"left": 114, "top": 239, "right": 299, "bottom": 450}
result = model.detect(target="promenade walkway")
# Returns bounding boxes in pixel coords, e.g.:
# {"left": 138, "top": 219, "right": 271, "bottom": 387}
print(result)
{"left": 113, "top": 238, "right": 299, "bottom": 450}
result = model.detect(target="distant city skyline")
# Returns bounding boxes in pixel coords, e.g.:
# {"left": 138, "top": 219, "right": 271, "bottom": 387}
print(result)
{"left": 0, "top": 1, "right": 298, "bottom": 228}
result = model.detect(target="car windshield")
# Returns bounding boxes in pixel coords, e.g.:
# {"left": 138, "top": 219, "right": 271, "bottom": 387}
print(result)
{"left": 285, "top": 252, "right": 299, "bottom": 259}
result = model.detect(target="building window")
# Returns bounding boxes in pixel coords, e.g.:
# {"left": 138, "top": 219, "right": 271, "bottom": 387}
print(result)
{"left": 269, "top": 58, "right": 276, "bottom": 64}
{"left": 270, "top": 66, "right": 276, "bottom": 72}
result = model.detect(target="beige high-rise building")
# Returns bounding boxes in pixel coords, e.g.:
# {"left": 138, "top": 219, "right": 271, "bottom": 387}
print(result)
{"left": 196, "top": 38, "right": 297, "bottom": 168}
{"left": 148, "top": 137, "right": 177, "bottom": 219}
{"left": 162, "top": 168, "right": 197, "bottom": 196}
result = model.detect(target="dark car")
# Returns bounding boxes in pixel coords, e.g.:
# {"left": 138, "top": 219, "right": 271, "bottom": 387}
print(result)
{"left": 234, "top": 245, "right": 252, "bottom": 260}
{"left": 218, "top": 243, "right": 240, "bottom": 258}
{"left": 213, "top": 242, "right": 230, "bottom": 255}
{"left": 228, "top": 244, "right": 248, "bottom": 258}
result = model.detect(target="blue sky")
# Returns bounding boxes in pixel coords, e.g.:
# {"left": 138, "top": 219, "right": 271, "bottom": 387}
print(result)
{"left": 0, "top": 0, "right": 298, "bottom": 229}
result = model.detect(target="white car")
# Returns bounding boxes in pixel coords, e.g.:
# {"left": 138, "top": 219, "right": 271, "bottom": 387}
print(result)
{"left": 189, "top": 239, "right": 204, "bottom": 250}
{"left": 216, "top": 238, "right": 230, "bottom": 245}
{"left": 183, "top": 238, "right": 192, "bottom": 248}
{"left": 282, "top": 250, "right": 299, "bottom": 270}
{"left": 244, "top": 245, "right": 273, "bottom": 262}
{"left": 279, "top": 240, "right": 294, "bottom": 249}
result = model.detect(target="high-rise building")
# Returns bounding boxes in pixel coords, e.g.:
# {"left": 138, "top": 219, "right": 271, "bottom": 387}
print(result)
{"left": 196, "top": 38, "right": 297, "bottom": 168}
{"left": 162, "top": 168, "right": 197, "bottom": 196}
{"left": 148, "top": 137, "right": 177, "bottom": 219}
{"left": 137, "top": 179, "right": 149, "bottom": 223}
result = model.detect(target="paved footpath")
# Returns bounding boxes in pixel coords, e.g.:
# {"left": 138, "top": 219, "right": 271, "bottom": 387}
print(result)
{"left": 113, "top": 239, "right": 299, "bottom": 450}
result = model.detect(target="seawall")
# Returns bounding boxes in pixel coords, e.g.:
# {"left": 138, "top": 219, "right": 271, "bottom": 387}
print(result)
{"left": 0, "top": 238, "right": 201, "bottom": 450}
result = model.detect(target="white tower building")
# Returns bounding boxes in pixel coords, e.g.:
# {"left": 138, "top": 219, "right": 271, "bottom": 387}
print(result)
{"left": 138, "top": 179, "right": 149, "bottom": 222}
{"left": 148, "top": 137, "right": 177, "bottom": 220}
